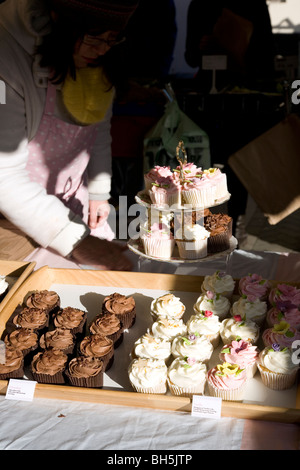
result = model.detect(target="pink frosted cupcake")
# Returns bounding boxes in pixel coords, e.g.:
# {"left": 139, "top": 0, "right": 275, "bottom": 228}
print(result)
{"left": 141, "top": 222, "right": 175, "bottom": 259}
{"left": 144, "top": 166, "right": 173, "bottom": 191}
{"left": 262, "top": 321, "right": 300, "bottom": 349}
{"left": 269, "top": 283, "right": 300, "bottom": 308}
{"left": 181, "top": 174, "right": 216, "bottom": 208}
{"left": 148, "top": 176, "right": 181, "bottom": 207}
{"left": 238, "top": 273, "right": 271, "bottom": 301}
{"left": 202, "top": 168, "right": 228, "bottom": 200}
{"left": 257, "top": 344, "right": 299, "bottom": 390}
{"left": 219, "top": 339, "right": 259, "bottom": 378}
{"left": 173, "top": 162, "right": 202, "bottom": 180}
{"left": 266, "top": 302, "right": 300, "bottom": 330}
{"left": 207, "top": 362, "right": 247, "bottom": 401}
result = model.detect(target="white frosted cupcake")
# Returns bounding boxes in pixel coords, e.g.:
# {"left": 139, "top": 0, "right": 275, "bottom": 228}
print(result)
{"left": 131, "top": 332, "right": 171, "bottom": 362}
{"left": 186, "top": 311, "right": 221, "bottom": 348}
{"left": 171, "top": 333, "right": 213, "bottom": 364}
{"left": 0, "top": 275, "right": 9, "bottom": 302}
{"left": 175, "top": 224, "right": 210, "bottom": 260}
{"left": 140, "top": 222, "right": 175, "bottom": 259}
{"left": 220, "top": 316, "right": 260, "bottom": 345}
{"left": 151, "top": 317, "right": 187, "bottom": 341}
{"left": 150, "top": 293, "right": 185, "bottom": 321}
{"left": 128, "top": 357, "right": 168, "bottom": 394}
{"left": 193, "top": 290, "right": 230, "bottom": 321}
{"left": 219, "top": 339, "right": 259, "bottom": 378}
{"left": 167, "top": 357, "right": 207, "bottom": 397}
{"left": 230, "top": 295, "right": 267, "bottom": 327}
{"left": 201, "top": 271, "right": 235, "bottom": 299}
{"left": 207, "top": 362, "right": 247, "bottom": 401}
{"left": 257, "top": 344, "right": 299, "bottom": 390}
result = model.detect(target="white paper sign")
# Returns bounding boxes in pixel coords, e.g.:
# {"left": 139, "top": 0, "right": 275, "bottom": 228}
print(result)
{"left": 5, "top": 379, "right": 37, "bottom": 402}
{"left": 202, "top": 55, "right": 227, "bottom": 70}
{"left": 191, "top": 395, "right": 222, "bottom": 419}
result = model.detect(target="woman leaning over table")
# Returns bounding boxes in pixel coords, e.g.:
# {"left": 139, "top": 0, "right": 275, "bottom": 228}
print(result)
{"left": 0, "top": 0, "right": 139, "bottom": 270}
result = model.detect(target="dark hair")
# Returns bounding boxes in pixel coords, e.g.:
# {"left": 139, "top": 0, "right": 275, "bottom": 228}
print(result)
{"left": 37, "top": 8, "right": 127, "bottom": 90}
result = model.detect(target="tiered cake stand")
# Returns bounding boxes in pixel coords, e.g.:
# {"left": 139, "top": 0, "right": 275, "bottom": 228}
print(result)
{"left": 127, "top": 190, "right": 238, "bottom": 265}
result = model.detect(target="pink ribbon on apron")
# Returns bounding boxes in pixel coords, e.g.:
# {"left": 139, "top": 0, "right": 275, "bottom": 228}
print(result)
{"left": 24, "top": 80, "right": 115, "bottom": 269}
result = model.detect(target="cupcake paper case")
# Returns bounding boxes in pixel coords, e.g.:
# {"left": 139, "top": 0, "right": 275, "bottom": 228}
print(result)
{"left": 167, "top": 357, "right": 207, "bottom": 397}
{"left": 257, "top": 344, "right": 299, "bottom": 390}
{"left": 140, "top": 222, "right": 175, "bottom": 260}
{"left": 175, "top": 224, "right": 210, "bottom": 260}
{"left": 207, "top": 362, "right": 247, "bottom": 401}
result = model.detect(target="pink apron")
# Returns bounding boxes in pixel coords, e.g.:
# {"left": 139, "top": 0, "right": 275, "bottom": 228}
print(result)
{"left": 24, "top": 81, "right": 114, "bottom": 269}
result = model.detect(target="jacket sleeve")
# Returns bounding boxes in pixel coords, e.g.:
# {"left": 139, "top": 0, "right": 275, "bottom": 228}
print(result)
{"left": 87, "top": 98, "right": 113, "bottom": 202}
{"left": 0, "top": 81, "right": 90, "bottom": 257}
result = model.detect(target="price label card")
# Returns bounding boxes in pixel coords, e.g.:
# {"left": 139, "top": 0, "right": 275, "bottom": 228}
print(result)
{"left": 5, "top": 379, "right": 37, "bottom": 402}
{"left": 191, "top": 395, "right": 222, "bottom": 419}
{"left": 202, "top": 55, "right": 227, "bottom": 70}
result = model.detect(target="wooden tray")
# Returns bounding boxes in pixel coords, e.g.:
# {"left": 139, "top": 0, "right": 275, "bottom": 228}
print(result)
{"left": 0, "top": 260, "right": 36, "bottom": 312}
{"left": 0, "top": 266, "right": 300, "bottom": 424}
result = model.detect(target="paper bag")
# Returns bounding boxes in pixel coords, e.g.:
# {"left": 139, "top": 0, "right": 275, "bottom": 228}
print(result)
{"left": 228, "top": 113, "right": 300, "bottom": 225}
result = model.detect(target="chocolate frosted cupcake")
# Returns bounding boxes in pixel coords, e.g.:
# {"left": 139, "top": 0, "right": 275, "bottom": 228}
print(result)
{"left": 12, "top": 307, "right": 49, "bottom": 333}
{"left": 25, "top": 290, "right": 60, "bottom": 315}
{"left": 102, "top": 293, "right": 136, "bottom": 329}
{"left": 79, "top": 334, "right": 114, "bottom": 371}
{"left": 53, "top": 307, "right": 87, "bottom": 336}
{"left": 65, "top": 356, "right": 104, "bottom": 388}
{"left": 39, "top": 328, "right": 75, "bottom": 355}
{"left": 204, "top": 212, "right": 232, "bottom": 253}
{"left": 0, "top": 345, "right": 24, "bottom": 379}
{"left": 89, "top": 314, "right": 123, "bottom": 347}
{"left": 31, "top": 349, "right": 68, "bottom": 384}
{"left": 4, "top": 328, "right": 39, "bottom": 357}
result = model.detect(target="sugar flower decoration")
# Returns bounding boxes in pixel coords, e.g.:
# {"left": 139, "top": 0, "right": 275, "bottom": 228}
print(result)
{"left": 272, "top": 320, "right": 294, "bottom": 336}
{"left": 216, "top": 362, "right": 243, "bottom": 377}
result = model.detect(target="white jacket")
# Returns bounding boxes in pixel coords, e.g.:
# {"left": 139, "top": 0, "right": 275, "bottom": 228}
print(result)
{"left": 0, "top": 0, "right": 113, "bottom": 256}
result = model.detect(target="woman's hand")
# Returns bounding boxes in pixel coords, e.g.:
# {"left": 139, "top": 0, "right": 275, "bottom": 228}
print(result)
{"left": 70, "top": 235, "right": 132, "bottom": 271}
{"left": 88, "top": 199, "right": 111, "bottom": 229}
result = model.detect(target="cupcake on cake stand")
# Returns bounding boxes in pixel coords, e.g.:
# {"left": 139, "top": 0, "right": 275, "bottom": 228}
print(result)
{"left": 128, "top": 140, "right": 237, "bottom": 265}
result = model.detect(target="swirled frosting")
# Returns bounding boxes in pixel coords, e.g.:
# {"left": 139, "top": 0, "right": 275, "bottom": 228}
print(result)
{"left": 144, "top": 166, "right": 173, "bottom": 189}
{"left": 266, "top": 306, "right": 300, "bottom": 329}
{"left": 231, "top": 297, "right": 267, "bottom": 322}
{"left": 220, "top": 317, "right": 259, "bottom": 344}
{"left": 201, "top": 271, "right": 235, "bottom": 297}
{"left": 207, "top": 363, "right": 247, "bottom": 390}
{"left": 12, "top": 307, "right": 48, "bottom": 330}
{"left": 25, "top": 290, "right": 60, "bottom": 311}
{"left": 150, "top": 293, "right": 185, "bottom": 320}
{"left": 269, "top": 284, "right": 300, "bottom": 308}
{"left": 4, "top": 328, "right": 38, "bottom": 352}
{"left": 151, "top": 317, "right": 187, "bottom": 340}
{"left": 53, "top": 307, "right": 86, "bottom": 329}
{"left": 103, "top": 293, "right": 135, "bottom": 315}
{"left": 31, "top": 349, "right": 67, "bottom": 375}
{"left": 238, "top": 274, "right": 271, "bottom": 300}
{"left": 186, "top": 312, "right": 221, "bottom": 336}
{"left": 262, "top": 321, "right": 300, "bottom": 348}
{"left": 39, "top": 328, "right": 74, "bottom": 351}
{"left": 175, "top": 224, "right": 210, "bottom": 241}
{"left": 193, "top": 291, "right": 230, "bottom": 318}
{"left": 0, "top": 345, "right": 23, "bottom": 374}
{"left": 220, "top": 340, "right": 259, "bottom": 368}
{"left": 168, "top": 357, "right": 207, "bottom": 388}
{"left": 79, "top": 334, "right": 114, "bottom": 358}
{"left": 171, "top": 333, "right": 213, "bottom": 362}
{"left": 67, "top": 356, "right": 103, "bottom": 378}
{"left": 89, "top": 314, "right": 121, "bottom": 336}
{"left": 133, "top": 332, "right": 171, "bottom": 361}
{"left": 259, "top": 346, "right": 298, "bottom": 374}
{"left": 128, "top": 358, "right": 168, "bottom": 389}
